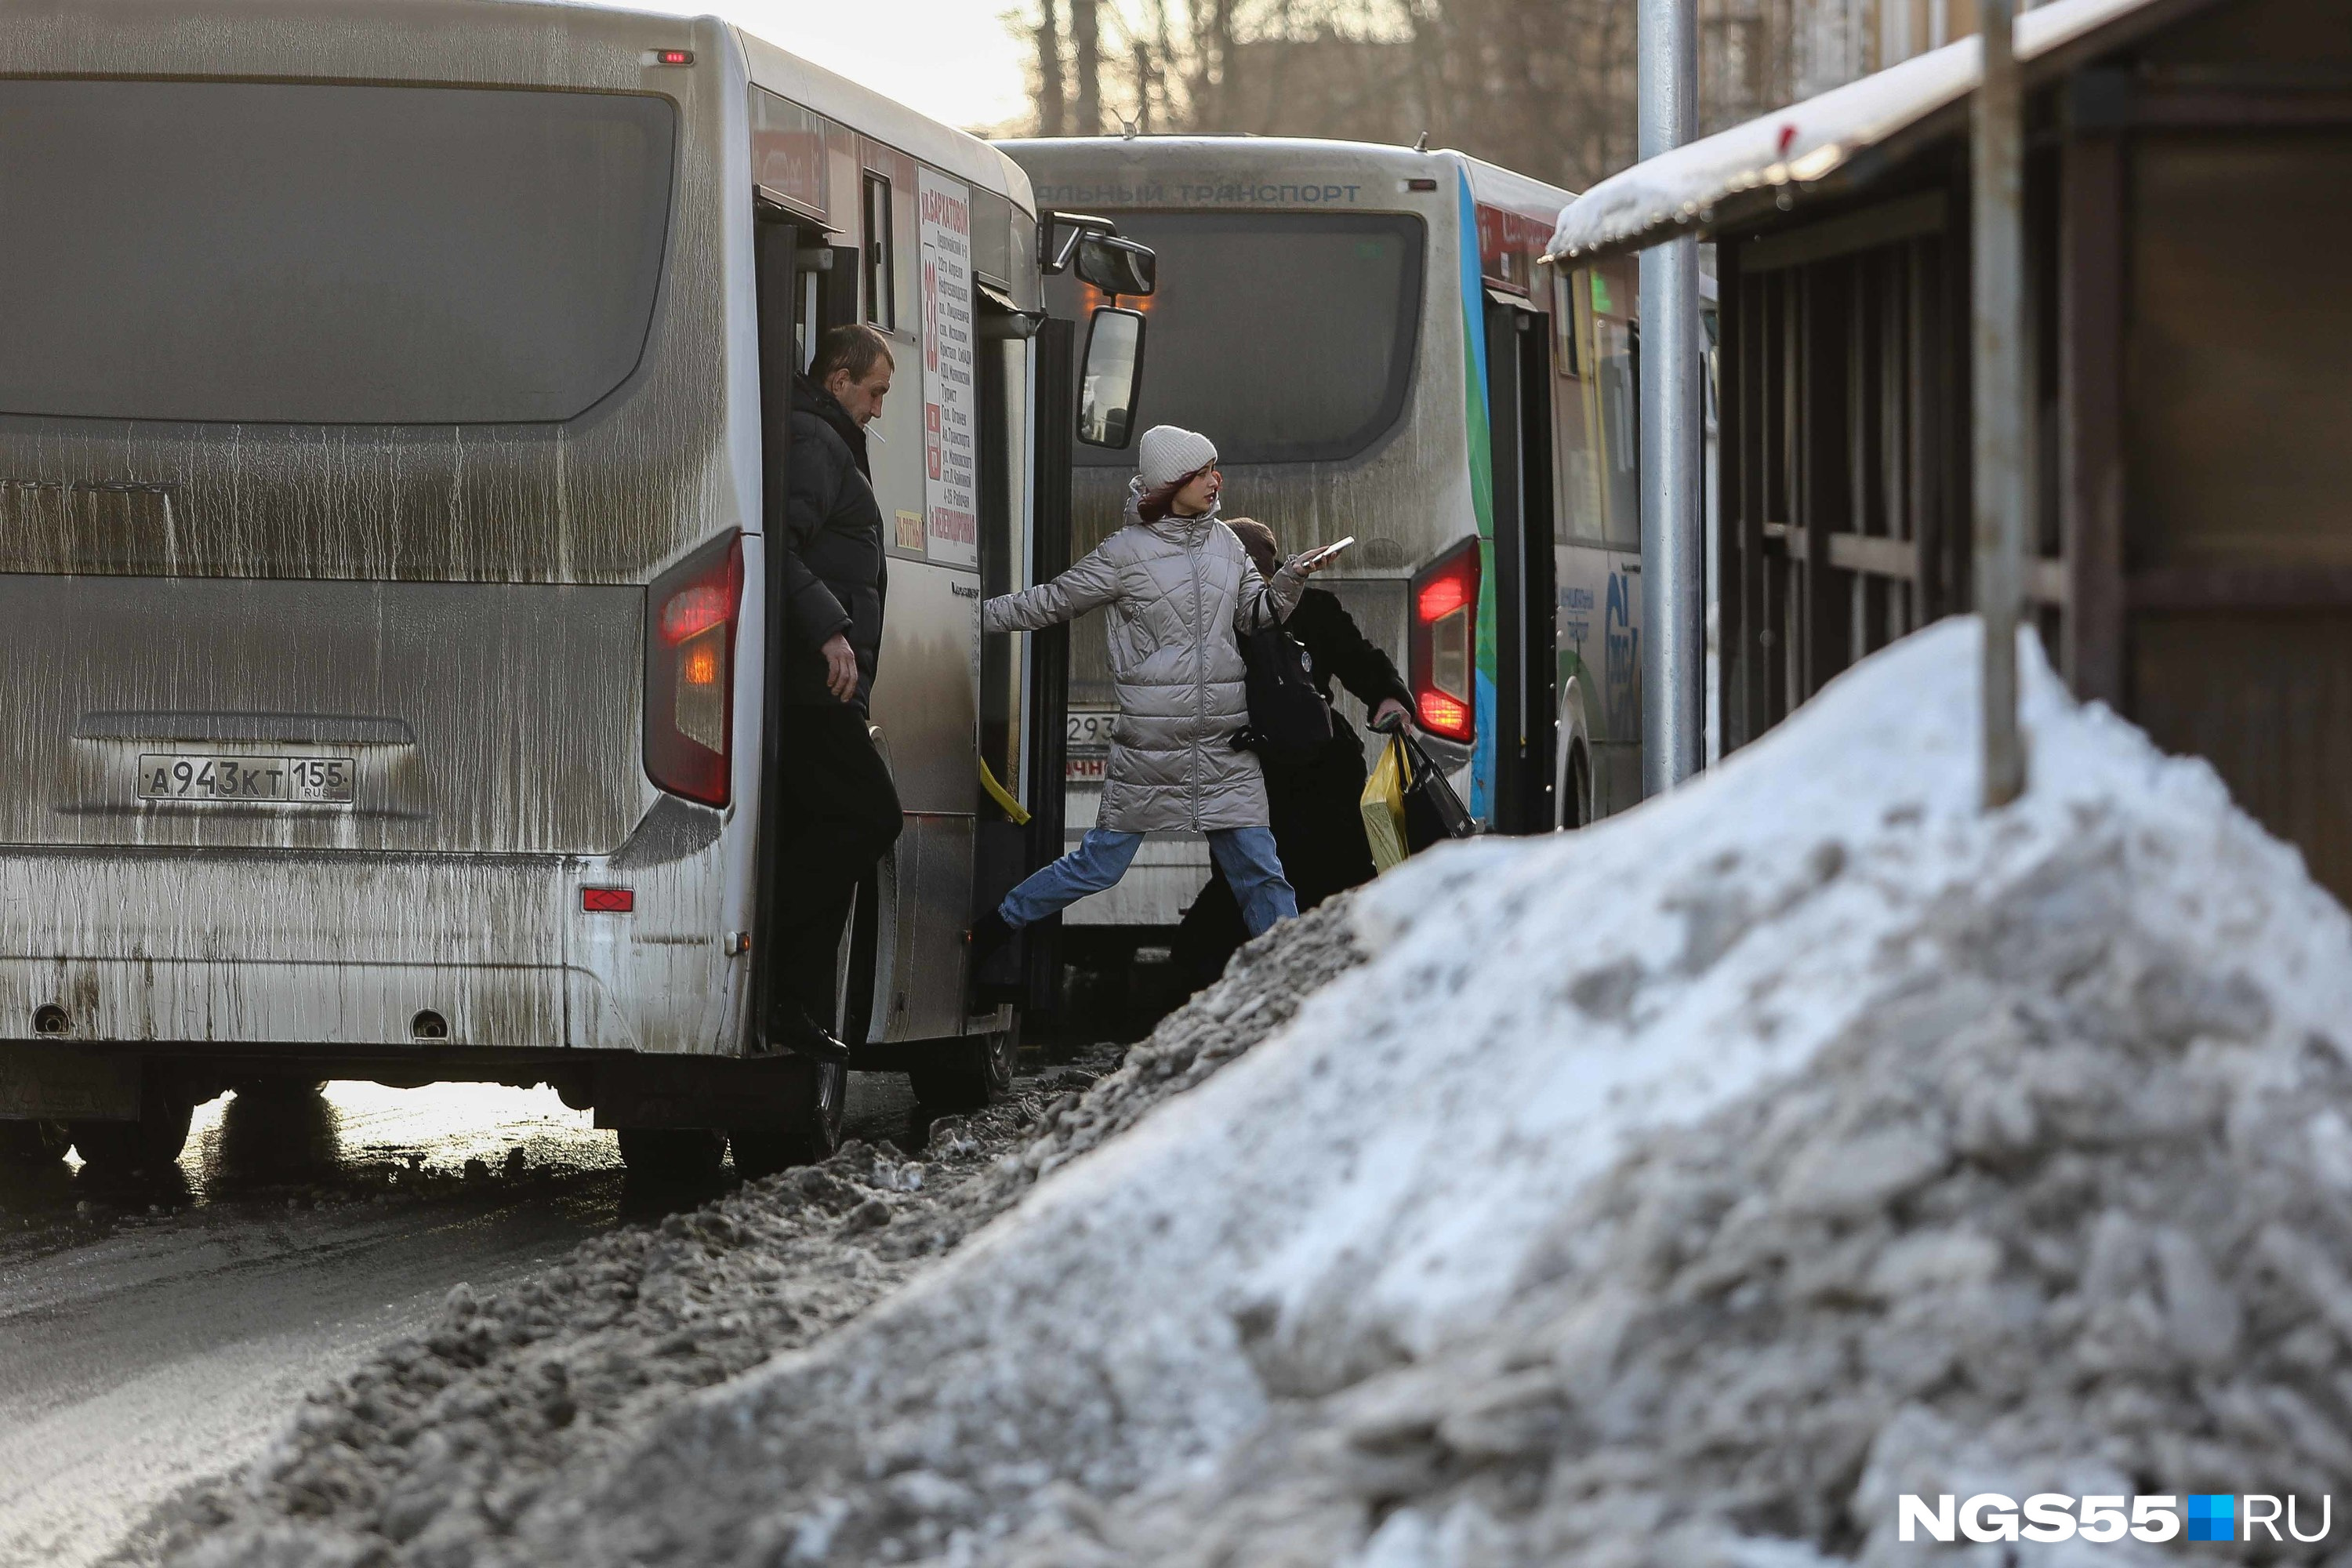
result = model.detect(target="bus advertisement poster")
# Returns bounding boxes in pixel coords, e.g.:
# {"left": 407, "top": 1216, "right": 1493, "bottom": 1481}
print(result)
{"left": 919, "top": 168, "right": 978, "bottom": 569}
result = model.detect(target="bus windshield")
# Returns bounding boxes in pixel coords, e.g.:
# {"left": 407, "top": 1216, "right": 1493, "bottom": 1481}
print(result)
{"left": 0, "top": 79, "right": 674, "bottom": 426}
{"left": 1054, "top": 211, "right": 1423, "bottom": 466}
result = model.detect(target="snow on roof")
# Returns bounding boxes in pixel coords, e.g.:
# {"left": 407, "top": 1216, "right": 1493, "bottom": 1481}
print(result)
{"left": 1546, "top": 0, "right": 2196, "bottom": 263}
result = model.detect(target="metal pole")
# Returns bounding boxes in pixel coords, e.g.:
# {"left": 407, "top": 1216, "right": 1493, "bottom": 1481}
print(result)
{"left": 1639, "top": 0, "right": 1703, "bottom": 795}
{"left": 1973, "top": 0, "right": 2027, "bottom": 808}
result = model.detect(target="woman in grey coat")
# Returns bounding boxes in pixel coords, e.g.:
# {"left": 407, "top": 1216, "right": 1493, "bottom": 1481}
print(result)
{"left": 969, "top": 425, "right": 1332, "bottom": 959}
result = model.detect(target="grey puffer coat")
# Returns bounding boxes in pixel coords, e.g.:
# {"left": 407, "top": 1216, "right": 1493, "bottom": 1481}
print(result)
{"left": 983, "top": 503, "right": 1305, "bottom": 833}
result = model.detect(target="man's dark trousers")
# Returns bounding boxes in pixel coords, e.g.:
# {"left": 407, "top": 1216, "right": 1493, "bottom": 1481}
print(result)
{"left": 771, "top": 703, "right": 903, "bottom": 1029}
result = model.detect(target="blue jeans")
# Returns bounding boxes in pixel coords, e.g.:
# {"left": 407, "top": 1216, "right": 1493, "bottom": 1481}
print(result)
{"left": 1001, "top": 826, "right": 1299, "bottom": 938}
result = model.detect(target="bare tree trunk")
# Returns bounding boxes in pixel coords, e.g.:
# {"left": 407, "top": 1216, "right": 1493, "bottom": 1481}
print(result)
{"left": 1073, "top": 0, "right": 1102, "bottom": 134}
{"left": 1251, "top": 0, "right": 1297, "bottom": 131}
{"left": 1395, "top": 0, "right": 1452, "bottom": 151}
{"left": 1181, "top": 0, "right": 1214, "bottom": 126}
{"left": 1134, "top": 39, "right": 1157, "bottom": 132}
{"left": 1036, "top": 0, "right": 1066, "bottom": 135}
{"left": 1203, "top": 0, "right": 1237, "bottom": 129}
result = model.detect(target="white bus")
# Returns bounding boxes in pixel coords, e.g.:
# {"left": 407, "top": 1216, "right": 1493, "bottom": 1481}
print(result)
{"left": 0, "top": 1, "right": 1148, "bottom": 1179}
{"left": 1001, "top": 136, "right": 1651, "bottom": 945}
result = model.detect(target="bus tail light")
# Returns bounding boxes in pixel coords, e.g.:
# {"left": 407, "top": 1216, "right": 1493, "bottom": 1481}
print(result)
{"left": 1409, "top": 539, "right": 1480, "bottom": 743}
{"left": 644, "top": 532, "right": 743, "bottom": 807}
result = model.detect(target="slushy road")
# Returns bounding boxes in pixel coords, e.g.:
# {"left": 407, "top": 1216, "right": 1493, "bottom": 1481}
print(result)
{"left": 0, "top": 1073, "right": 929, "bottom": 1568}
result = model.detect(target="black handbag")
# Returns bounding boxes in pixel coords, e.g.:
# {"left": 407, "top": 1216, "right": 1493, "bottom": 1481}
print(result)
{"left": 1394, "top": 726, "right": 1475, "bottom": 849}
{"left": 1234, "top": 622, "right": 1334, "bottom": 769}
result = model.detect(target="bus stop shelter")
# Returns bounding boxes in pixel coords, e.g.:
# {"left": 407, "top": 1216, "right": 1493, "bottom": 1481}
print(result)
{"left": 1550, "top": 0, "right": 2352, "bottom": 898}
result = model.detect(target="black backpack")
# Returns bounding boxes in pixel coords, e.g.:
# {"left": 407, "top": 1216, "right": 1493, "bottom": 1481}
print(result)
{"left": 1233, "top": 622, "right": 1334, "bottom": 769}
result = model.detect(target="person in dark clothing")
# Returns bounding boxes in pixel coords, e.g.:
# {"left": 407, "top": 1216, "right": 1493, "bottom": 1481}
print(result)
{"left": 1173, "top": 517, "right": 1414, "bottom": 987}
{"left": 768, "top": 323, "right": 904, "bottom": 1062}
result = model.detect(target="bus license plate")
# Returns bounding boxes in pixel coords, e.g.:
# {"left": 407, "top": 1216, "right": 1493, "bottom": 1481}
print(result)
{"left": 137, "top": 754, "right": 355, "bottom": 804}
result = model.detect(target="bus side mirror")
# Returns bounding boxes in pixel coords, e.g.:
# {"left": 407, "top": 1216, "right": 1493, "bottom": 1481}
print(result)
{"left": 1074, "top": 234, "right": 1156, "bottom": 298}
{"left": 1077, "top": 307, "right": 1146, "bottom": 448}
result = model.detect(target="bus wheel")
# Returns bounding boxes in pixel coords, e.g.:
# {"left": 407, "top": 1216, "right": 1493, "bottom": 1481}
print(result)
{"left": 0, "top": 1120, "right": 71, "bottom": 1165}
{"left": 68, "top": 1100, "right": 194, "bottom": 1176}
{"left": 908, "top": 1028, "right": 1014, "bottom": 1112}
{"left": 729, "top": 1061, "right": 848, "bottom": 1180}
{"left": 615, "top": 1127, "right": 726, "bottom": 1183}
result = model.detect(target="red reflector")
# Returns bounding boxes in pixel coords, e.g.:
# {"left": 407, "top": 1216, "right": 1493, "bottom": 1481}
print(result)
{"left": 1417, "top": 691, "right": 1469, "bottom": 733}
{"left": 1418, "top": 575, "right": 1468, "bottom": 622}
{"left": 654, "top": 49, "right": 693, "bottom": 65}
{"left": 582, "top": 887, "right": 634, "bottom": 913}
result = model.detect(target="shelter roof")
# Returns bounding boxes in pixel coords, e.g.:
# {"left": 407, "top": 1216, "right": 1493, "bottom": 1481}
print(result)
{"left": 1544, "top": 0, "right": 2211, "bottom": 262}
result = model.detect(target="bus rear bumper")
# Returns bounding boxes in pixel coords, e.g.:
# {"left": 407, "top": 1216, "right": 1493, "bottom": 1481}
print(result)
{"left": 0, "top": 956, "right": 583, "bottom": 1051}
{"left": 0, "top": 844, "right": 745, "bottom": 1057}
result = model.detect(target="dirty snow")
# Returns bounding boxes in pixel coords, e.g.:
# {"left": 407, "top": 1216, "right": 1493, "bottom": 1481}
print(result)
{"left": 165, "top": 615, "right": 2352, "bottom": 1567}
{"left": 141, "top": 902, "right": 1363, "bottom": 1568}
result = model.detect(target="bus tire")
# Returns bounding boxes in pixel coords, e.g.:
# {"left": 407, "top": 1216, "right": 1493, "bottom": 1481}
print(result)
{"left": 908, "top": 1027, "right": 1014, "bottom": 1112}
{"left": 68, "top": 1099, "right": 194, "bottom": 1176}
{"left": 0, "top": 1120, "right": 70, "bottom": 1165}
{"left": 729, "top": 1060, "right": 848, "bottom": 1179}
{"left": 615, "top": 1127, "right": 726, "bottom": 1183}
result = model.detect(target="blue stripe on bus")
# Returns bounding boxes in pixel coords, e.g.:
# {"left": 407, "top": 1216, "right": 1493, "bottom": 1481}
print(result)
{"left": 1457, "top": 166, "right": 1497, "bottom": 822}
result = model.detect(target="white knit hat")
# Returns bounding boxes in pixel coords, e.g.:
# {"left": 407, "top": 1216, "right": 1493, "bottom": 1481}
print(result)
{"left": 1136, "top": 425, "right": 1218, "bottom": 490}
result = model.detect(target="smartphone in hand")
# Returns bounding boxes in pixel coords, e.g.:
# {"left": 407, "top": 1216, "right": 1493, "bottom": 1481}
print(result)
{"left": 1295, "top": 535, "right": 1356, "bottom": 571}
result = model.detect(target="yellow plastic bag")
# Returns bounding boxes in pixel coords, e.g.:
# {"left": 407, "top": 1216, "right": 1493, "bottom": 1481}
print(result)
{"left": 1360, "top": 733, "right": 1412, "bottom": 874}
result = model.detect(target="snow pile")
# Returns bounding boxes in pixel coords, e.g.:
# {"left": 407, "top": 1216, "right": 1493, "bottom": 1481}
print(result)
{"left": 465, "top": 618, "right": 2352, "bottom": 1567}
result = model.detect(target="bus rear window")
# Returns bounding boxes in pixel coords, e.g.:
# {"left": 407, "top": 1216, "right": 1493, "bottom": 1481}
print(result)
{"left": 0, "top": 80, "right": 675, "bottom": 425}
{"left": 1053, "top": 212, "right": 1424, "bottom": 466}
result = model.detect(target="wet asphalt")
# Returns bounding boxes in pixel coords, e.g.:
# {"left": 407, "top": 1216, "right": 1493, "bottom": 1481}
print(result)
{"left": 0, "top": 1072, "right": 935, "bottom": 1568}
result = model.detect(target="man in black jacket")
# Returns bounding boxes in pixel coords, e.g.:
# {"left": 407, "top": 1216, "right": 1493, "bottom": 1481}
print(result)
{"left": 769, "top": 323, "right": 902, "bottom": 1061}
{"left": 1173, "top": 517, "right": 1413, "bottom": 985}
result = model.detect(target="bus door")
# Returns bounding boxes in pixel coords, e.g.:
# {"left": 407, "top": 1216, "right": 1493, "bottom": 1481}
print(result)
{"left": 972, "top": 312, "right": 1075, "bottom": 1020}
{"left": 752, "top": 210, "right": 884, "bottom": 1049}
{"left": 1485, "top": 297, "right": 1559, "bottom": 833}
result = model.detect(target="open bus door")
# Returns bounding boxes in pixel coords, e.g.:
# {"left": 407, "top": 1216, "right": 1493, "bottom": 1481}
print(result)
{"left": 750, "top": 211, "right": 880, "bottom": 1061}
{"left": 971, "top": 314, "right": 1073, "bottom": 1032}
{"left": 975, "top": 232, "right": 1139, "bottom": 1033}
{"left": 1485, "top": 297, "right": 1559, "bottom": 833}
{"left": 599, "top": 206, "right": 877, "bottom": 1171}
